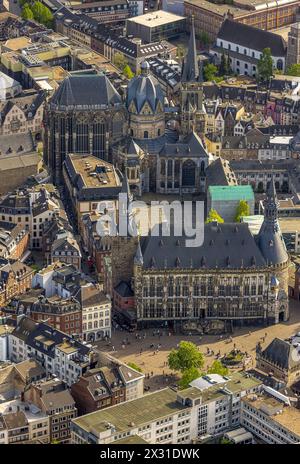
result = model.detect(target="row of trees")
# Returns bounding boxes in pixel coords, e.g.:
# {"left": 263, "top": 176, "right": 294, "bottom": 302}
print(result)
{"left": 21, "top": 1, "right": 53, "bottom": 28}
{"left": 168, "top": 341, "right": 229, "bottom": 389}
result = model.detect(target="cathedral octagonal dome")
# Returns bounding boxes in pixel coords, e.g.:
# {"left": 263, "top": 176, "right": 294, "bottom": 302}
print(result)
{"left": 127, "top": 61, "right": 164, "bottom": 114}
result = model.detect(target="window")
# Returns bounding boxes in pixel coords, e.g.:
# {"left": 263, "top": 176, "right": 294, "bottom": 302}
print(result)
{"left": 144, "top": 131, "right": 148, "bottom": 138}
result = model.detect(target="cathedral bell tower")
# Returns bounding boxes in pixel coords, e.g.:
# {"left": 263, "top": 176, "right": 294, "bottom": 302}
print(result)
{"left": 181, "top": 16, "right": 205, "bottom": 136}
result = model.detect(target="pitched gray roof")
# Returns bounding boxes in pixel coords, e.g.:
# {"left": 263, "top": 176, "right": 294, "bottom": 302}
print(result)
{"left": 159, "top": 131, "right": 208, "bottom": 158}
{"left": 50, "top": 74, "right": 122, "bottom": 109}
{"left": 218, "top": 19, "right": 286, "bottom": 57}
{"left": 140, "top": 222, "right": 266, "bottom": 270}
{"left": 261, "top": 338, "right": 300, "bottom": 370}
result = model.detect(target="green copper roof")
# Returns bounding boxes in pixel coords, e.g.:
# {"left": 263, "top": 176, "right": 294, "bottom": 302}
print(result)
{"left": 208, "top": 185, "right": 254, "bottom": 201}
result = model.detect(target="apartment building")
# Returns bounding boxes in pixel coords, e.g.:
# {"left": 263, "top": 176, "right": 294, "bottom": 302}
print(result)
{"left": 0, "top": 260, "right": 34, "bottom": 307}
{"left": 241, "top": 389, "right": 300, "bottom": 443}
{"left": 71, "top": 359, "right": 144, "bottom": 415}
{"left": 7, "top": 316, "right": 96, "bottom": 386}
{"left": 0, "top": 399, "right": 50, "bottom": 443}
{"left": 15, "top": 289, "right": 82, "bottom": 337}
{"left": 24, "top": 378, "right": 77, "bottom": 443}
{"left": 71, "top": 372, "right": 262, "bottom": 444}
{"left": 0, "top": 222, "right": 29, "bottom": 260}
{"left": 74, "top": 283, "right": 111, "bottom": 342}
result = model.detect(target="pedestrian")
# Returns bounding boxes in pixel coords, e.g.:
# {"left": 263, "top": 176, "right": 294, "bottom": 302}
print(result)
{"left": 112, "top": 345, "right": 115, "bottom": 351}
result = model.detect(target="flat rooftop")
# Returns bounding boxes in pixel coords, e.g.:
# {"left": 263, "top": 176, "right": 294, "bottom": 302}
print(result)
{"left": 127, "top": 11, "right": 185, "bottom": 27}
{"left": 184, "top": 0, "right": 249, "bottom": 16}
{"left": 0, "top": 399, "right": 48, "bottom": 422}
{"left": 69, "top": 154, "right": 119, "bottom": 189}
{"left": 278, "top": 217, "right": 300, "bottom": 232}
{"left": 242, "top": 394, "right": 300, "bottom": 437}
{"left": 72, "top": 388, "right": 188, "bottom": 434}
{"left": 184, "top": 0, "right": 298, "bottom": 15}
{"left": 178, "top": 371, "right": 262, "bottom": 403}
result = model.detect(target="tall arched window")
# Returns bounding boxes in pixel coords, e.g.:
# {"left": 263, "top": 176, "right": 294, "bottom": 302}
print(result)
{"left": 144, "top": 131, "right": 148, "bottom": 138}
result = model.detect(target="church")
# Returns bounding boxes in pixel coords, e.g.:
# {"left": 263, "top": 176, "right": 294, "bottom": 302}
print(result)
{"left": 44, "top": 19, "right": 210, "bottom": 194}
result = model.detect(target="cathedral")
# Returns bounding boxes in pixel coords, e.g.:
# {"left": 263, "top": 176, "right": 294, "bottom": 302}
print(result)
{"left": 44, "top": 19, "right": 209, "bottom": 193}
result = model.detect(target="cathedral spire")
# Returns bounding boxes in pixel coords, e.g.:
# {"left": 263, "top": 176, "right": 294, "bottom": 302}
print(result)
{"left": 263, "top": 175, "right": 279, "bottom": 232}
{"left": 257, "top": 175, "right": 288, "bottom": 265}
{"left": 181, "top": 16, "right": 200, "bottom": 83}
{"left": 121, "top": 171, "right": 132, "bottom": 202}
{"left": 134, "top": 238, "right": 143, "bottom": 266}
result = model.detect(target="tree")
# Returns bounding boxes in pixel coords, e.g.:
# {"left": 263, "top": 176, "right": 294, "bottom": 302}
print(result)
{"left": 113, "top": 52, "right": 128, "bottom": 72}
{"left": 286, "top": 63, "right": 300, "bottom": 77}
{"left": 179, "top": 367, "right": 200, "bottom": 389}
{"left": 235, "top": 200, "right": 250, "bottom": 222}
{"left": 220, "top": 437, "right": 233, "bottom": 444}
{"left": 127, "top": 362, "right": 142, "bottom": 373}
{"left": 177, "top": 44, "right": 187, "bottom": 61}
{"left": 203, "top": 63, "right": 218, "bottom": 82}
{"left": 123, "top": 64, "right": 134, "bottom": 79}
{"left": 31, "top": 1, "right": 53, "bottom": 28}
{"left": 257, "top": 48, "right": 273, "bottom": 83}
{"left": 199, "top": 32, "right": 210, "bottom": 47}
{"left": 168, "top": 341, "right": 204, "bottom": 373}
{"left": 22, "top": 3, "right": 34, "bottom": 20}
{"left": 205, "top": 209, "right": 224, "bottom": 224}
{"left": 219, "top": 52, "right": 230, "bottom": 76}
{"left": 207, "top": 360, "right": 229, "bottom": 376}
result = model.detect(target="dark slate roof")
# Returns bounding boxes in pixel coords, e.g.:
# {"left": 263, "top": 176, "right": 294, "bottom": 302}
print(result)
{"left": 127, "top": 63, "right": 164, "bottom": 113}
{"left": 140, "top": 222, "right": 266, "bottom": 270}
{"left": 50, "top": 74, "right": 122, "bottom": 109}
{"left": 217, "top": 19, "right": 287, "bottom": 57}
{"left": 261, "top": 338, "right": 300, "bottom": 370}
{"left": 12, "top": 316, "right": 90, "bottom": 359}
{"left": 257, "top": 179, "right": 289, "bottom": 266}
{"left": 132, "top": 130, "right": 179, "bottom": 155}
{"left": 114, "top": 281, "right": 134, "bottom": 297}
{"left": 0, "top": 132, "right": 35, "bottom": 156}
{"left": 181, "top": 18, "right": 201, "bottom": 83}
{"left": 159, "top": 131, "right": 209, "bottom": 158}
{"left": 206, "top": 158, "right": 237, "bottom": 186}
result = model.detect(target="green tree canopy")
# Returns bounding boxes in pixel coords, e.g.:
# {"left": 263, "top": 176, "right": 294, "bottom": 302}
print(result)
{"left": 29, "top": 1, "right": 53, "bottom": 27}
{"left": 205, "top": 209, "right": 224, "bottom": 224}
{"left": 21, "top": 3, "right": 34, "bottom": 20}
{"left": 168, "top": 341, "right": 204, "bottom": 373}
{"left": 203, "top": 63, "right": 218, "bottom": 81}
{"left": 257, "top": 48, "right": 273, "bottom": 83}
{"left": 219, "top": 52, "right": 230, "bottom": 76}
{"left": 235, "top": 200, "right": 250, "bottom": 222}
{"left": 198, "top": 32, "right": 210, "bottom": 46}
{"left": 176, "top": 44, "right": 187, "bottom": 61}
{"left": 127, "top": 362, "right": 142, "bottom": 373}
{"left": 179, "top": 367, "right": 201, "bottom": 389}
{"left": 123, "top": 64, "right": 134, "bottom": 79}
{"left": 207, "top": 360, "right": 229, "bottom": 376}
{"left": 286, "top": 63, "right": 300, "bottom": 77}
{"left": 113, "top": 52, "right": 128, "bottom": 72}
